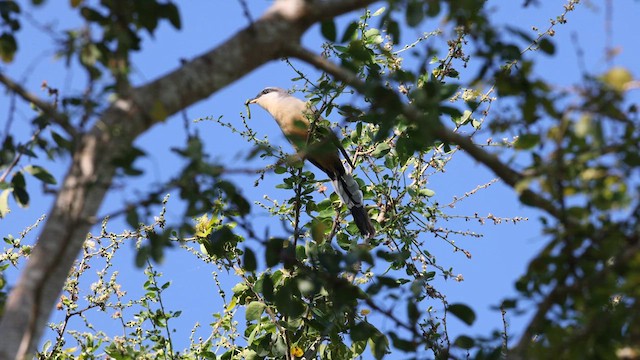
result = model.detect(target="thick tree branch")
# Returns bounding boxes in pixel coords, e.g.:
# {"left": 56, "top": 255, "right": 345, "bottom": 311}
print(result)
{"left": 0, "top": 1, "right": 376, "bottom": 359}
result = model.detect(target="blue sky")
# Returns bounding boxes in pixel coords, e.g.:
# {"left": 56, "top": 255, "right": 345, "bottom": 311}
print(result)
{"left": 2, "top": 0, "right": 639, "bottom": 358}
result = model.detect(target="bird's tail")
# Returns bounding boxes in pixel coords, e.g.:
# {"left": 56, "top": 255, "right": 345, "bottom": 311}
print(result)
{"left": 350, "top": 205, "right": 376, "bottom": 238}
{"left": 331, "top": 173, "right": 376, "bottom": 238}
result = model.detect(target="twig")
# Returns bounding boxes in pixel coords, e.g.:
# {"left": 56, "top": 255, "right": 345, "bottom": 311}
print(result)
{"left": 0, "top": 72, "right": 74, "bottom": 136}
{"left": 292, "top": 167, "right": 304, "bottom": 248}
{"left": 145, "top": 260, "right": 175, "bottom": 359}
{"left": 501, "top": 304, "right": 509, "bottom": 359}
{"left": 285, "top": 35, "right": 573, "bottom": 228}
{"left": 238, "top": 0, "right": 254, "bottom": 26}
{"left": 0, "top": 127, "right": 43, "bottom": 184}
{"left": 444, "top": 179, "right": 499, "bottom": 208}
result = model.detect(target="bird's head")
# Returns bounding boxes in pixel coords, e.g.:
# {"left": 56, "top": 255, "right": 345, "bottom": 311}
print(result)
{"left": 245, "top": 87, "right": 288, "bottom": 107}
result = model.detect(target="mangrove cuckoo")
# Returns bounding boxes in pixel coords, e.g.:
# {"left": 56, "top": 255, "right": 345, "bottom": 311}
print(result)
{"left": 246, "top": 87, "right": 375, "bottom": 238}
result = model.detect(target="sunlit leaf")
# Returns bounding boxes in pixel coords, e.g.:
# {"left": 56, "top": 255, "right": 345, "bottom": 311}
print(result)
{"left": 341, "top": 21, "right": 358, "bottom": 43}
{"left": 0, "top": 189, "right": 10, "bottom": 218}
{"left": 310, "top": 218, "right": 327, "bottom": 244}
{"left": 245, "top": 301, "right": 265, "bottom": 321}
{"left": 514, "top": 134, "right": 540, "bottom": 150}
{"left": 372, "top": 6, "right": 385, "bottom": 16}
{"left": 601, "top": 66, "right": 633, "bottom": 93}
{"left": 371, "top": 142, "right": 391, "bottom": 158}
{"left": 23, "top": 165, "right": 57, "bottom": 185}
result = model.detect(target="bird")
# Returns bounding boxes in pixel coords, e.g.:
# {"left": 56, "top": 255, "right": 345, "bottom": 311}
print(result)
{"left": 246, "top": 87, "right": 375, "bottom": 238}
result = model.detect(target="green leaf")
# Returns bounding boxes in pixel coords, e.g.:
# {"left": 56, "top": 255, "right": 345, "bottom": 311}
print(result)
{"left": 369, "top": 331, "right": 389, "bottom": 360}
{"left": 310, "top": 218, "right": 327, "bottom": 244}
{"left": 371, "top": 142, "right": 391, "bottom": 158}
{"left": 203, "top": 226, "right": 236, "bottom": 258}
{"left": 501, "top": 298, "right": 518, "bottom": 309}
{"left": 406, "top": 0, "right": 424, "bottom": 27}
{"left": 275, "top": 283, "right": 305, "bottom": 318}
{"left": 262, "top": 275, "right": 274, "bottom": 301}
{"left": 348, "top": 39, "right": 372, "bottom": 63}
{"left": 341, "top": 21, "right": 358, "bottom": 43}
{"left": 350, "top": 321, "right": 375, "bottom": 342}
{"left": 386, "top": 19, "right": 400, "bottom": 44}
{"left": 266, "top": 238, "right": 284, "bottom": 267}
{"left": 514, "top": 134, "right": 540, "bottom": 150}
{"left": 0, "top": 33, "right": 18, "bottom": 63}
{"left": 389, "top": 332, "right": 416, "bottom": 352}
{"left": 419, "top": 188, "right": 435, "bottom": 197}
{"left": 439, "top": 83, "right": 460, "bottom": 100}
{"left": 395, "top": 135, "right": 412, "bottom": 166}
{"left": 11, "top": 170, "right": 25, "bottom": 187}
{"left": 11, "top": 172, "right": 28, "bottom": 207}
{"left": 321, "top": 20, "right": 336, "bottom": 42}
{"left": 163, "top": 2, "right": 181, "bottom": 29}
{"left": 51, "top": 131, "right": 73, "bottom": 151}
{"left": 407, "top": 301, "right": 420, "bottom": 324}
{"left": 453, "top": 335, "right": 475, "bottom": 349}
{"left": 126, "top": 207, "right": 140, "bottom": 228}
{"left": 243, "top": 248, "right": 257, "bottom": 272}
{"left": 454, "top": 110, "right": 473, "bottom": 125}
{"left": 245, "top": 301, "right": 265, "bottom": 321}
{"left": 518, "top": 190, "right": 537, "bottom": 207}
{"left": 506, "top": 26, "right": 535, "bottom": 44}
{"left": 363, "top": 28, "right": 382, "bottom": 45}
{"left": 426, "top": 1, "right": 441, "bottom": 17}
{"left": 601, "top": 67, "right": 633, "bottom": 92}
{"left": 448, "top": 303, "right": 476, "bottom": 325}
{"left": 23, "top": 165, "right": 57, "bottom": 185}
{"left": 538, "top": 38, "right": 555, "bottom": 55}
{"left": 135, "top": 246, "right": 150, "bottom": 267}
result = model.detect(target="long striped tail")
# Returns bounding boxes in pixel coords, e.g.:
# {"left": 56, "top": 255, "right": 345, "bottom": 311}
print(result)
{"left": 331, "top": 173, "right": 375, "bottom": 238}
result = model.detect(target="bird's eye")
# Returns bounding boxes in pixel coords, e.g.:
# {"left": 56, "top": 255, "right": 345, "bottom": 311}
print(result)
{"left": 261, "top": 88, "right": 272, "bottom": 95}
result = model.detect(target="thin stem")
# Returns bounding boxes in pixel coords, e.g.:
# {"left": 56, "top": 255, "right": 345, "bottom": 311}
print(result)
{"left": 0, "top": 72, "right": 74, "bottom": 135}
{"left": 292, "top": 167, "right": 304, "bottom": 248}
{"left": 0, "top": 128, "right": 43, "bottom": 184}
{"left": 145, "top": 261, "right": 175, "bottom": 359}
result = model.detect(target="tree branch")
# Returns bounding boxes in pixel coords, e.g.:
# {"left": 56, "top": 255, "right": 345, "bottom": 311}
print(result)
{"left": 512, "top": 233, "right": 640, "bottom": 357}
{"left": 0, "top": 1, "right": 377, "bottom": 358}
{"left": 285, "top": 44, "right": 568, "bottom": 223}
{"left": 0, "top": 72, "right": 75, "bottom": 135}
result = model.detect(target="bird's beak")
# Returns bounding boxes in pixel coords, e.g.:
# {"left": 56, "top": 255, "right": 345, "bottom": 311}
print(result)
{"left": 245, "top": 97, "right": 258, "bottom": 105}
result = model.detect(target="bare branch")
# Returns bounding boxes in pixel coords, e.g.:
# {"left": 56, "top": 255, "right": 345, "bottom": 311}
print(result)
{"left": 0, "top": 72, "right": 75, "bottom": 135}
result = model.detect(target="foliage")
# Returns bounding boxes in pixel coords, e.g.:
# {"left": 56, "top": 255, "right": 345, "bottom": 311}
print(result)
{"left": 1, "top": 0, "right": 640, "bottom": 359}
